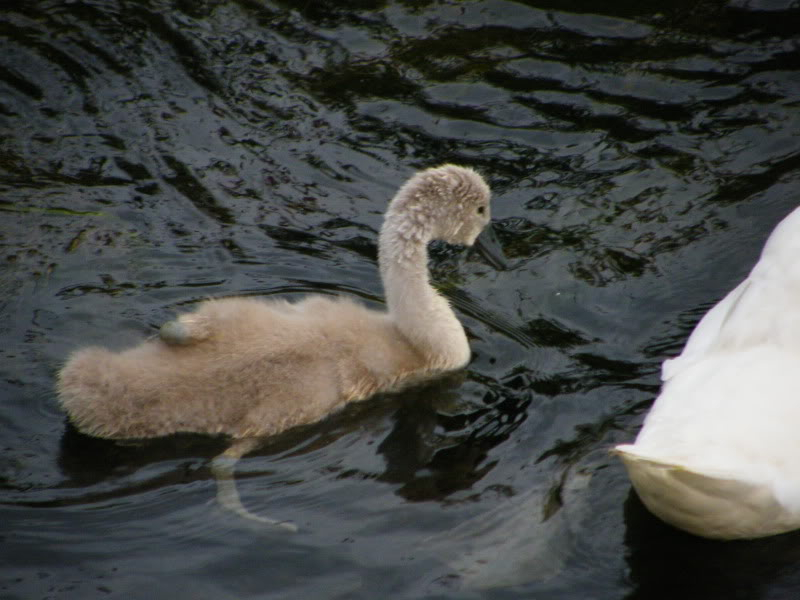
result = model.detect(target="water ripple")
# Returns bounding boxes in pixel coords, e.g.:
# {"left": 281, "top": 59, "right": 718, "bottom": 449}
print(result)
{"left": 2, "top": 0, "right": 800, "bottom": 598}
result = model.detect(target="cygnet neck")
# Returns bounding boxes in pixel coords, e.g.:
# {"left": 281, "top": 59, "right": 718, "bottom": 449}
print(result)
{"left": 378, "top": 205, "right": 470, "bottom": 370}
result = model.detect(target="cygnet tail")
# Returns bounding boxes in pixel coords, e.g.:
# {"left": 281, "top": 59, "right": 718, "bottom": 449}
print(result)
{"left": 57, "top": 346, "right": 131, "bottom": 438}
{"left": 614, "top": 445, "right": 790, "bottom": 539}
{"left": 211, "top": 439, "right": 298, "bottom": 532}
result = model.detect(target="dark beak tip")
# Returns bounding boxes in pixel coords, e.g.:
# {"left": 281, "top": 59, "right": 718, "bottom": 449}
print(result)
{"left": 474, "top": 225, "right": 508, "bottom": 271}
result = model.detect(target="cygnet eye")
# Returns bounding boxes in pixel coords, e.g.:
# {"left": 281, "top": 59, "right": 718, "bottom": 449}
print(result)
{"left": 476, "top": 206, "right": 486, "bottom": 215}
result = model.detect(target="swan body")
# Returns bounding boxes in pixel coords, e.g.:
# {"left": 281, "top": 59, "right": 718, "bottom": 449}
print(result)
{"left": 615, "top": 206, "right": 800, "bottom": 539}
{"left": 57, "top": 165, "right": 491, "bottom": 440}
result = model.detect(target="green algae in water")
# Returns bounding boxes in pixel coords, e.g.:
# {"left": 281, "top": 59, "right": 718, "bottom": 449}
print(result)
{"left": 0, "top": 202, "right": 104, "bottom": 217}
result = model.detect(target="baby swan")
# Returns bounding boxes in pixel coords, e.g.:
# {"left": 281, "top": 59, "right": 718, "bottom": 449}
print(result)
{"left": 58, "top": 164, "right": 490, "bottom": 438}
{"left": 615, "top": 206, "right": 800, "bottom": 540}
{"left": 57, "top": 165, "right": 491, "bottom": 527}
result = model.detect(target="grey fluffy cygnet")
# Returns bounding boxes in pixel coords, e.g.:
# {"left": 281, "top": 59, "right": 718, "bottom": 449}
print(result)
{"left": 57, "top": 164, "right": 492, "bottom": 530}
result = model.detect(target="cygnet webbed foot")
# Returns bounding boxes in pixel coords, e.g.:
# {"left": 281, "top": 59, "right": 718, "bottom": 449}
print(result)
{"left": 160, "top": 316, "right": 211, "bottom": 346}
{"left": 211, "top": 438, "right": 298, "bottom": 532}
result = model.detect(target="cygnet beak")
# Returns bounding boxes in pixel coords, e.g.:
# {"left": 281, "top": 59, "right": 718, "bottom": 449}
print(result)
{"left": 472, "top": 223, "right": 508, "bottom": 271}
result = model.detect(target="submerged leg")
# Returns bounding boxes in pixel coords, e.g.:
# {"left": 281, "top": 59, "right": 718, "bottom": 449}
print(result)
{"left": 210, "top": 437, "right": 298, "bottom": 532}
{"left": 160, "top": 315, "right": 212, "bottom": 346}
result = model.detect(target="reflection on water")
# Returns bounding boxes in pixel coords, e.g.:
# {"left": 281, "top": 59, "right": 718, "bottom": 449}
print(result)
{"left": 1, "top": 0, "right": 799, "bottom": 598}
{"left": 624, "top": 493, "right": 800, "bottom": 600}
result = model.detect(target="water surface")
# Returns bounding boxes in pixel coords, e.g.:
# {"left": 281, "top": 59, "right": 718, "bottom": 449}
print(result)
{"left": 2, "top": 1, "right": 800, "bottom": 598}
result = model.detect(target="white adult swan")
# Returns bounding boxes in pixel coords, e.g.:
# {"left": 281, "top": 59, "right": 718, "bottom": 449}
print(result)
{"left": 615, "top": 206, "right": 800, "bottom": 539}
{"left": 58, "top": 164, "right": 492, "bottom": 529}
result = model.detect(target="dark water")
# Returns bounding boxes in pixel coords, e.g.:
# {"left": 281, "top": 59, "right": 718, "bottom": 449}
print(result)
{"left": 2, "top": 0, "right": 800, "bottom": 598}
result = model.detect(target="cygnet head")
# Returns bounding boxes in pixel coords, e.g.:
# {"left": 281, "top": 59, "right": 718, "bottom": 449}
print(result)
{"left": 387, "top": 164, "right": 491, "bottom": 247}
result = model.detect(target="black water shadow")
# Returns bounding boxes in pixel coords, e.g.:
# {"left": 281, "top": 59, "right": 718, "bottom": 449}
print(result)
{"left": 623, "top": 490, "right": 800, "bottom": 600}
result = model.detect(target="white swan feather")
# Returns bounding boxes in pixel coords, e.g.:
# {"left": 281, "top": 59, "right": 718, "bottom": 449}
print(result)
{"left": 616, "top": 206, "right": 800, "bottom": 539}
